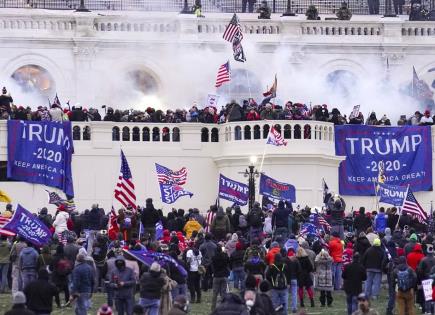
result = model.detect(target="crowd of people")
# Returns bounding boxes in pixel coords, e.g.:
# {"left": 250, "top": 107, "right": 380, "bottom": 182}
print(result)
{"left": 0, "top": 86, "right": 434, "bottom": 127}
{"left": 2, "top": 193, "right": 435, "bottom": 315}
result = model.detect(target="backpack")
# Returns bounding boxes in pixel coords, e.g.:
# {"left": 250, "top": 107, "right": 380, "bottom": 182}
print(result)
{"left": 239, "top": 214, "right": 247, "bottom": 228}
{"left": 397, "top": 269, "right": 413, "bottom": 292}
{"left": 21, "top": 250, "right": 37, "bottom": 270}
{"left": 272, "top": 264, "right": 288, "bottom": 289}
{"left": 56, "top": 258, "right": 73, "bottom": 276}
{"left": 249, "top": 210, "right": 262, "bottom": 227}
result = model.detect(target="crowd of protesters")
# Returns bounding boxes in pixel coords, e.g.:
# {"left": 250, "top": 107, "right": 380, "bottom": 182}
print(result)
{"left": 2, "top": 192, "right": 435, "bottom": 315}
{"left": 1, "top": 86, "right": 435, "bottom": 126}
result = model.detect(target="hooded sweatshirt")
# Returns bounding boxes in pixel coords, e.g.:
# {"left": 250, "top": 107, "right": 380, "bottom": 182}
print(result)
{"left": 406, "top": 243, "right": 425, "bottom": 271}
{"left": 109, "top": 256, "right": 136, "bottom": 298}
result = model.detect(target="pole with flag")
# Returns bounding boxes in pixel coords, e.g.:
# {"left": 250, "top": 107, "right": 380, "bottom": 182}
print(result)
{"left": 259, "top": 125, "right": 287, "bottom": 173}
{"left": 400, "top": 185, "right": 428, "bottom": 225}
{"left": 114, "top": 150, "right": 137, "bottom": 211}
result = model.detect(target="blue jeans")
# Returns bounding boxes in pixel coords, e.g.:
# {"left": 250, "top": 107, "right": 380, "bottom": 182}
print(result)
{"left": 233, "top": 268, "right": 246, "bottom": 290}
{"left": 0, "top": 263, "right": 9, "bottom": 292}
{"left": 346, "top": 294, "right": 358, "bottom": 315}
{"left": 115, "top": 296, "right": 133, "bottom": 315}
{"left": 289, "top": 279, "right": 298, "bottom": 311}
{"left": 171, "top": 283, "right": 187, "bottom": 300}
{"left": 21, "top": 270, "right": 37, "bottom": 289}
{"left": 331, "top": 262, "right": 342, "bottom": 290}
{"left": 139, "top": 297, "right": 160, "bottom": 315}
{"left": 75, "top": 292, "right": 91, "bottom": 315}
{"left": 365, "top": 271, "right": 382, "bottom": 299}
{"left": 271, "top": 288, "right": 289, "bottom": 315}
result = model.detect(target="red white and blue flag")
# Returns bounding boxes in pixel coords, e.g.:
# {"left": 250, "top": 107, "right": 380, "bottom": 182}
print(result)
{"left": 215, "top": 62, "right": 231, "bottom": 88}
{"left": 114, "top": 150, "right": 136, "bottom": 210}
{"left": 156, "top": 163, "right": 193, "bottom": 204}
{"left": 401, "top": 186, "right": 428, "bottom": 224}
{"left": 266, "top": 126, "right": 287, "bottom": 146}
{"left": 0, "top": 215, "right": 15, "bottom": 237}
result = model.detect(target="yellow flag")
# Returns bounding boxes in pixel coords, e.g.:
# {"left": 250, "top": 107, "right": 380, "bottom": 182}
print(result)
{"left": 0, "top": 190, "right": 12, "bottom": 203}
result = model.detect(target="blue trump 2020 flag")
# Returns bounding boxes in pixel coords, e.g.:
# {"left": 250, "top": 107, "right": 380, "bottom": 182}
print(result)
{"left": 7, "top": 120, "right": 74, "bottom": 197}
{"left": 259, "top": 173, "right": 296, "bottom": 202}
{"left": 3, "top": 204, "right": 52, "bottom": 247}
{"left": 378, "top": 183, "right": 408, "bottom": 206}
{"left": 218, "top": 174, "right": 249, "bottom": 206}
{"left": 335, "top": 125, "right": 432, "bottom": 196}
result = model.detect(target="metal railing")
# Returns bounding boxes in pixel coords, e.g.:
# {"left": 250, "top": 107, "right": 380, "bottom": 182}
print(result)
{"left": 0, "top": 0, "right": 420, "bottom": 14}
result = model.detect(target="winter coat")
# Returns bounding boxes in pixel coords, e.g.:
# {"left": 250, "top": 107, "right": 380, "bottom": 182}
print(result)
{"left": 53, "top": 211, "right": 69, "bottom": 234}
{"left": 244, "top": 256, "right": 266, "bottom": 276}
{"left": 328, "top": 237, "right": 343, "bottom": 263}
{"left": 108, "top": 257, "right": 136, "bottom": 299}
{"left": 212, "top": 252, "right": 230, "bottom": 278}
{"left": 210, "top": 293, "right": 249, "bottom": 315}
{"left": 375, "top": 213, "right": 388, "bottom": 233}
{"left": 272, "top": 206, "right": 290, "bottom": 228}
{"left": 353, "top": 214, "right": 372, "bottom": 235}
{"left": 211, "top": 213, "right": 230, "bottom": 237}
{"left": 297, "top": 256, "right": 313, "bottom": 287}
{"left": 71, "top": 262, "right": 94, "bottom": 294}
{"left": 141, "top": 206, "right": 160, "bottom": 228}
{"left": 140, "top": 270, "right": 165, "bottom": 299}
{"left": 183, "top": 220, "right": 202, "bottom": 239}
{"left": 230, "top": 249, "right": 245, "bottom": 270}
{"left": 4, "top": 305, "right": 35, "bottom": 315}
{"left": 23, "top": 274, "right": 59, "bottom": 313}
{"left": 342, "top": 261, "right": 366, "bottom": 295}
{"left": 315, "top": 254, "right": 333, "bottom": 291}
{"left": 355, "top": 236, "right": 371, "bottom": 257}
{"left": 265, "top": 247, "right": 281, "bottom": 265}
{"left": 159, "top": 273, "right": 177, "bottom": 315}
{"left": 199, "top": 240, "right": 217, "bottom": 266}
{"left": 361, "top": 246, "right": 385, "bottom": 272}
{"left": 0, "top": 240, "right": 10, "bottom": 264}
{"left": 418, "top": 255, "right": 435, "bottom": 280}
{"left": 19, "top": 247, "right": 39, "bottom": 271}
{"left": 265, "top": 262, "right": 288, "bottom": 289}
{"left": 407, "top": 244, "right": 425, "bottom": 271}
{"left": 342, "top": 243, "right": 354, "bottom": 267}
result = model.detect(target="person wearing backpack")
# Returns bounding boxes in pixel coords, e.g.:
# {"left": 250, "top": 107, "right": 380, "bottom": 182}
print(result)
{"left": 393, "top": 256, "right": 417, "bottom": 315}
{"left": 51, "top": 245, "right": 72, "bottom": 305}
{"left": 342, "top": 253, "right": 367, "bottom": 315}
{"left": 315, "top": 249, "right": 334, "bottom": 307}
{"left": 19, "top": 242, "right": 39, "bottom": 289}
{"left": 284, "top": 248, "right": 301, "bottom": 313}
{"left": 266, "top": 253, "right": 288, "bottom": 315}
{"left": 23, "top": 269, "right": 61, "bottom": 314}
{"left": 211, "top": 208, "right": 231, "bottom": 241}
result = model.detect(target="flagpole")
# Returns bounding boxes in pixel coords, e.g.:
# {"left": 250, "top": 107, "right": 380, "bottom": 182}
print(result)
{"left": 396, "top": 184, "right": 410, "bottom": 230}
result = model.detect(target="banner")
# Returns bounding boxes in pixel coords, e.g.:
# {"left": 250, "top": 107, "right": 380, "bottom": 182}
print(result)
{"left": 3, "top": 204, "right": 52, "bottom": 246}
{"left": 335, "top": 125, "right": 432, "bottom": 195}
{"left": 7, "top": 121, "right": 74, "bottom": 197}
{"left": 378, "top": 183, "right": 407, "bottom": 206}
{"left": 159, "top": 184, "right": 193, "bottom": 204}
{"left": 259, "top": 173, "right": 296, "bottom": 202}
{"left": 206, "top": 94, "right": 220, "bottom": 108}
{"left": 422, "top": 279, "right": 433, "bottom": 301}
{"left": 218, "top": 174, "right": 249, "bottom": 206}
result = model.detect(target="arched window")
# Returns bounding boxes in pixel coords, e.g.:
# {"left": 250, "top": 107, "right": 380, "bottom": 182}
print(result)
{"left": 173, "top": 127, "right": 180, "bottom": 142}
{"left": 162, "top": 127, "right": 170, "bottom": 142}
{"left": 201, "top": 127, "right": 209, "bottom": 142}
{"left": 83, "top": 126, "right": 91, "bottom": 141}
{"left": 211, "top": 128, "right": 219, "bottom": 142}
{"left": 152, "top": 127, "right": 160, "bottom": 141}
{"left": 112, "top": 127, "right": 120, "bottom": 141}
{"left": 73, "top": 126, "right": 81, "bottom": 140}
{"left": 294, "top": 124, "right": 301, "bottom": 139}
{"left": 234, "top": 126, "right": 242, "bottom": 140}
{"left": 122, "top": 127, "right": 130, "bottom": 141}
{"left": 132, "top": 127, "right": 140, "bottom": 141}
{"left": 284, "top": 124, "right": 291, "bottom": 139}
{"left": 254, "top": 125, "right": 261, "bottom": 139}
{"left": 263, "top": 124, "right": 270, "bottom": 139}
{"left": 142, "top": 127, "right": 150, "bottom": 141}
{"left": 244, "top": 126, "right": 251, "bottom": 140}
{"left": 304, "top": 124, "right": 311, "bottom": 139}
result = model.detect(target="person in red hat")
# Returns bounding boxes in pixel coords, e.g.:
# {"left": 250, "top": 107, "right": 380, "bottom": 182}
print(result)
{"left": 97, "top": 304, "right": 113, "bottom": 315}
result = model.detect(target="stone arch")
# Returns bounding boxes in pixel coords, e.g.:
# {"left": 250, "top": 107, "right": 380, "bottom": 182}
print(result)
{"left": 122, "top": 126, "right": 130, "bottom": 141}
{"left": 72, "top": 126, "right": 81, "bottom": 140}
{"left": 172, "top": 127, "right": 180, "bottom": 142}
{"left": 112, "top": 127, "right": 120, "bottom": 141}
{"left": 244, "top": 125, "right": 251, "bottom": 140}
{"left": 152, "top": 127, "right": 160, "bottom": 141}
{"left": 201, "top": 127, "right": 209, "bottom": 142}
{"left": 142, "top": 127, "right": 150, "bottom": 141}
{"left": 132, "top": 127, "right": 140, "bottom": 141}
{"left": 211, "top": 127, "right": 219, "bottom": 142}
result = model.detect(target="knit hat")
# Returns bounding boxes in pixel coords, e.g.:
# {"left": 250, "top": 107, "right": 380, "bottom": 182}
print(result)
{"left": 97, "top": 304, "right": 113, "bottom": 315}
{"left": 259, "top": 280, "right": 271, "bottom": 293}
{"left": 373, "top": 238, "right": 381, "bottom": 246}
{"left": 12, "top": 291, "right": 26, "bottom": 304}
{"left": 150, "top": 262, "right": 161, "bottom": 272}
{"left": 410, "top": 233, "right": 418, "bottom": 241}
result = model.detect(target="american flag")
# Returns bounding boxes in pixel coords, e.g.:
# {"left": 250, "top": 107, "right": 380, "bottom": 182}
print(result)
{"left": 223, "top": 13, "right": 243, "bottom": 43}
{"left": 317, "top": 215, "right": 331, "bottom": 231}
{"left": 401, "top": 187, "right": 428, "bottom": 224}
{"left": 0, "top": 215, "right": 15, "bottom": 237}
{"left": 266, "top": 126, "right": 287, "bottom": 146}
{"left": 46, "top": 190, "right": 76, "bottom": 212}
{"left": 155, "top": 163, "right": 187, "bottom": 186}
{"left": 53, "top": 93, "right": 61, "bottom": 107}
{"left": 215, "top": 62, "right": 231, "bottom": 88}
{"left": 322, "top": 178, "right": 330, "bottom": 204}
{"left": 412, "top": 66, "right": 433, "bottom": 100}
{"left": 114, "top": 150, "right": 136, "bottom": 210}
{"left": 232, "top": 34, "right": 246, "bottom": 63}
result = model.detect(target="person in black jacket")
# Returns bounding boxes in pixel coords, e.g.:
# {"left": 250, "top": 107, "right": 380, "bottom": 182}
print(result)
{"left": 353, "top": 207, "right": 372, "bottom": 236}
{"left": 211, "top": 246, "right": 231, "bottom": 311}
{"left": 139, "top": 262, "right": 165, "bottom": 315}
{"left": 140, "top": 199, "right": 160, "bottom": 240}
{"left": 5, "top": 292, "right": 35, "bottom": 315}
{"left": 355, "top": 232, "right": 371, "bottom": 257}
{"left": 230, "top": 242, "right": 246, "bottom": 291}
{"left": 210, "top": 293, "right": 249, "bottom": 315}
{"left": 361, "top": 239, "right": 386, "bottom": 299}
{"left": 168, "top": 251, "right": 188, "bottom": 299}
{"left": 272, "top": 201, "right": 290, "bottom": 239}
{"left": 342, "top": 253, "right": 366, "bottom": 315}
{"left": 23, "top": 269, "right": 60, "bottom": 314}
